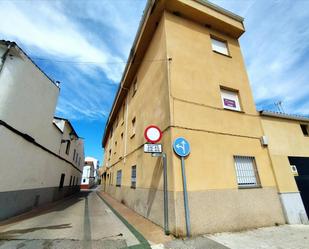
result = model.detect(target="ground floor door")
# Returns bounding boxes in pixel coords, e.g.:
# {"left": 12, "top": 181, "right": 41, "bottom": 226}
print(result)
{"left": 289, "top": 156, "right": 309, "bottom": 216}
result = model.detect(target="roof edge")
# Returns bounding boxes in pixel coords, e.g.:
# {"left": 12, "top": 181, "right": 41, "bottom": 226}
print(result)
{"left": 260, "top": 110, "right": 309, "bottom": 122}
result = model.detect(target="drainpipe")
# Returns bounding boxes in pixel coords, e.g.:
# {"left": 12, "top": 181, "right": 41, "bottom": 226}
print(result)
{"left": 0, "top": 43, "right": 13, "bottom": 74}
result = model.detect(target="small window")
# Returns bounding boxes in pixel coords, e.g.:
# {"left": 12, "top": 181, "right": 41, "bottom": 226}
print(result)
{"left": 59, "top": 173, "right": 65, "bottom": 189}
{"left": 211, "top": 37, "right": 229, "bottom": 55}
{"left": 300, "top": 124, "right": 309, "bottom": 136}
{"left": 131, "top": 117, "right": 136, "bottom": 137}
{"left": 131, "top": 165, "right": 136, "bottom": 189}
{"left": 121, "top": 132, "right": 124, "bottom": 140}
{"left": 116, "top": 170, "right": 122, "bottom": 187}
{"left": 69, "top": 176, "right": 72, "bottom": 186}
{"left": 78, "top": 157, "right": 81, "bottom": 166}
{"left": 220, "top": 88, "right": 241, "bottom": 111}
{"left": 73, "top": 149, "right": 76, "bottom": 161}
{"left": 109, "top": 149, "right": 112, "bottom": 160}
{"left": 234, "top": 156, "right": 260, "bottom": 188}
{"left": 132, "top": 78, "right": 137, "bottom": 97}
{"left": 83, "top": 178, "right": 86, "bottom": 183}
{"left": 65, "top": 141, "right": 71, "bottom": 155}
{"left": 76, "top": 153, "right": 78, "bottom": 163}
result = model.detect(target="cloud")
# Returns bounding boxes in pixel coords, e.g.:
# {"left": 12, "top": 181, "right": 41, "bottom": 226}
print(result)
{"left": 211, "top": 0, "right": 309, "bottom": 116}
{"left": 0, "top": 0, "right": 146, "bottom": 121}
{"left": 0, "top": 0, "right": 126, "bottom": 82}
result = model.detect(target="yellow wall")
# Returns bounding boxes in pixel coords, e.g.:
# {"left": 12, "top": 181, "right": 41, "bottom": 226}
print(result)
{"left": 164, "top": 11, "right": 277, "bottom": 191}
{"left": 261, "top": 116, "right": 309, "bottom": 192}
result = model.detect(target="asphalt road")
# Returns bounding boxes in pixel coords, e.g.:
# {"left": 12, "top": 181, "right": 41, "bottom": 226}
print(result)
{"left": 0, "top": 189, "right": 139, "bottom": 249}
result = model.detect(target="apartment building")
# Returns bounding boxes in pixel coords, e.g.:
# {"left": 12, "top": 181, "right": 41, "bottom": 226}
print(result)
{"left": 101, "top": 0, "right": 308, "bottom": 236}
{"left": 0, "top": 40, "right": 84, "bottom": 220}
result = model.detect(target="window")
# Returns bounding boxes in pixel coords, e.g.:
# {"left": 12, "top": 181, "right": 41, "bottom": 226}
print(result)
{"left": 73, "top": 149, "right": 76, "bottom": 161}
{"left": 109, "top": 149, "right": 112, "bottom": 160}
{"left": 73, "top": 176, "right": 75, "bottom": 186}
{"left": 59, "top": 173, "right": 65, "bottom": 189}
{"left": 300, "top": 124, "right": 309, "bottom": 136}
{"left": 211, "top": 37, "right": 229, "bottom": 55}
{"left": 131, "top": 166, "right": 137, "bottom": 189}
{"left": 76, "top": 153, "right": 78, "bottom": 163}
{"left": 234, "top": 156, "right": 260, "bottom": 188}
{"left": 69, "top": 176, "right": 72, "bottom": 186}
{"left": 132, "top": 78, "right": 137, "bottom": 97}
{"left": 65, "top": 141, "right": 71, "bottom": 155}
{"left": 83, "top": 178, "right": 86, "bottom": 183}
{"left": 220, "top": 88, "right": 241, "bottom": 111}
{"left": 116, "top": 170, "right": 122, "bottom": 187}
{"left": 78, "top": 157, "right": 81, "bottom": 166}
{"left": 121, "top": 132, "right": 124, "bottom": 140}
{"left": 131, "top": 117, "right": 136, "bottom": 137}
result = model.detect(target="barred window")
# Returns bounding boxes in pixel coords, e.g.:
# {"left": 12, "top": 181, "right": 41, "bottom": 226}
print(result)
{"left": 116, "top": 170, "right": 122, "bottom": 187}
{"left": 234, "top": 156, "right": 260, "bottom": 188}
{"left": 131, "top": 166, "right": 136, "bottom": 189}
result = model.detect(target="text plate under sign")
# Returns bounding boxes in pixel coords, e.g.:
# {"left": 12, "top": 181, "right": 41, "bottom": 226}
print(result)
{"left": 144, "top": 143, "right": 162, "bottom": 153}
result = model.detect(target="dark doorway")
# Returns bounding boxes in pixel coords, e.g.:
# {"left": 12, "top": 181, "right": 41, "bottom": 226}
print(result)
{"left": 289, "top": 156, "right": 309, "bottom": 216}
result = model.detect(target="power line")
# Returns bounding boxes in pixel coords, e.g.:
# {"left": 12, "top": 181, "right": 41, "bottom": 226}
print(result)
{"left": 31, "top": 57, "right": 168, "bottom": 65}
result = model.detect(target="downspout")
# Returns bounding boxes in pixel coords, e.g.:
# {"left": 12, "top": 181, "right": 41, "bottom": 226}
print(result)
{"left": 0, "top": 43, "right": 13, "bottom": 74}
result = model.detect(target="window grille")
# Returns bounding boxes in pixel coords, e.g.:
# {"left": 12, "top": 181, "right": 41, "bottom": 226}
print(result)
{"left": 234, "top": 156, "right": 260, "bottom": 187}
{"left": 131, "top": 166, "right": 136, "bottom": 188}
{"left": 116, "top": 170, "right": 122, "bottom": 187}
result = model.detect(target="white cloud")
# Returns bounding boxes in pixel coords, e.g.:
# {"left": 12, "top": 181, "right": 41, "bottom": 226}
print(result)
{"left": 0, "top": 0, "right": 125, "bottom": 82}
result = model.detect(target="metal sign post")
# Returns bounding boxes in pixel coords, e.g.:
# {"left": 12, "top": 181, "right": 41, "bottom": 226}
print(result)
{"left": 144, "top": 125, "right": 169, "bottom": 235}
{"left": 173, "top": 137, "right": 191, "bottom": 237}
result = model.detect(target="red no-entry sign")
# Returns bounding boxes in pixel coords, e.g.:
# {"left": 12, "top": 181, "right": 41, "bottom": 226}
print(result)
{"left": 144, "top": 125, "right": 162, "bottom": 143}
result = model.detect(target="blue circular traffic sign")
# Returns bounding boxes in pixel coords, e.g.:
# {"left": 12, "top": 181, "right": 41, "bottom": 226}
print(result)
{"left": 173, "top": 137, "right": 190, "bottom": 157}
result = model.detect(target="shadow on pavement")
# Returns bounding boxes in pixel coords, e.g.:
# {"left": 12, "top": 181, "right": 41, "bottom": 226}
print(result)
{"left": 0, "top": 190, "right": 92, "bottom": 227}
{"left": 0, "top": 223, "right": 72, "bottom": 239}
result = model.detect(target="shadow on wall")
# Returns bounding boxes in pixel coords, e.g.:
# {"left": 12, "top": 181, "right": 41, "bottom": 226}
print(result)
{"left": 146, "top": 157, "right": 163, "bottom": 217}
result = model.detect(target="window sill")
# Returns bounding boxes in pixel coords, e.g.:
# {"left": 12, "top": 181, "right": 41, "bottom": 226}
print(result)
{"left": 223, "top": 107, "right": 244, "bottom": 113}
{"left": 213, "top": 50, "right": 232, "bottom": 58}
{"left": 238, "top": 185, "right": 261, "bottom": 189}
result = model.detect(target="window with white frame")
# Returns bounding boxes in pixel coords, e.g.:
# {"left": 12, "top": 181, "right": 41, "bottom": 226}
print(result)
{"left": 220, "top": 88, "right": 241, "bottom": 111}
{"left": 234, "top": 156, "right": 260, "bottom": 187}
{"left": 116, "top": 170, "right": 122, "bottom": 187}
{"left": 211, "top": 37, "right": 229, "bottom": 55}
{"left": 131, "top": 165, "right": 136, "bottom": 188}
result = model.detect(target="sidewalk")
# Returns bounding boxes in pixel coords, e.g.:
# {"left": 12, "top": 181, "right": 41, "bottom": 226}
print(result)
{"left": 96, "top": 190, "right": 173, "bottom": 246}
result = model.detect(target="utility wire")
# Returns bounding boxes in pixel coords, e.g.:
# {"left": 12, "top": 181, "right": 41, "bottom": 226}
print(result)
{"left": 31, "top": 57, "right": 168, "bottom": 65}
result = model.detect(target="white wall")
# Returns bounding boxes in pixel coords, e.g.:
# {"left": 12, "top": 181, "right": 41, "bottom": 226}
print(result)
{"left": 0, "top": 46, "right": 61, "bottom": 154}
{"left": 0, "top": 127, "right": 82, "bottom": 192}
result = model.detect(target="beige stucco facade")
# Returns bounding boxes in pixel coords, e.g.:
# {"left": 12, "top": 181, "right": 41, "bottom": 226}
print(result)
{"left": 100, "top": 0, "right": 307, "bottom": 236}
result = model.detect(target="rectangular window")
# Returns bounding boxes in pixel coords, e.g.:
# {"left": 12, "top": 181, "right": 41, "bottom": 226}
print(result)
{"left": 131, "top": 165, "right": 137, "bottom": 189}
{"left": 76, "top": 153, "right": 78, "bottom": 163}
{"left": 69, "top": 176, "right": 72, "bottom": 186}
{"left": 131, "top": 117, "right": 136, "bottom": 137}
{"left": 234, "top": 156, "right": 260, "bottom": 188}
{"left": 73, "top": 149, "right": 76, "bottom": 161}
{"left": 211, "top": 37, "right": 229, "bottom": 55}
{"left": 59, "top": 173, "right": 65, "bottom": 189}
{"left": 220, "top": 88, "right": 241, "bottom": 111}
{"left": 116, "top": 170, "right": 122, "bottom": 187}
{"left": 132, "top": 78, "right": 137, "bottom": 97}
{"left": 300, "top": 124, "right": 309, "bottom": 136}
{"left": 65, "top": 141, "right": 71, "bottom": 155}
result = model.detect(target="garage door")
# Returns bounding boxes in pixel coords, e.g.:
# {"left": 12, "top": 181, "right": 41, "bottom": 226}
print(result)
{"left": 289, "top": 157, "right": 309, "bottom": 216}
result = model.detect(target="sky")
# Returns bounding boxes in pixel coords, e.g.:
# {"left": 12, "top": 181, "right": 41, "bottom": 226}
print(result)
{"left": 0, "top": 0, "right": 308, "bottom": 164}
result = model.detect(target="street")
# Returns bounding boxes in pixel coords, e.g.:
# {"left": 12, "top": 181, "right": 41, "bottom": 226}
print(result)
{"left": 0, "top": 189, "right": 140, "bottom": 249}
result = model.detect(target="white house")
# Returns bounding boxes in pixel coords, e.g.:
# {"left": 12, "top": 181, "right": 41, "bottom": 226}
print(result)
{"left": 81, "top": 158, "right": 97, "bottom": 189}
{"left": 0, "top": 40, "right": 84, "bottom": 220}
